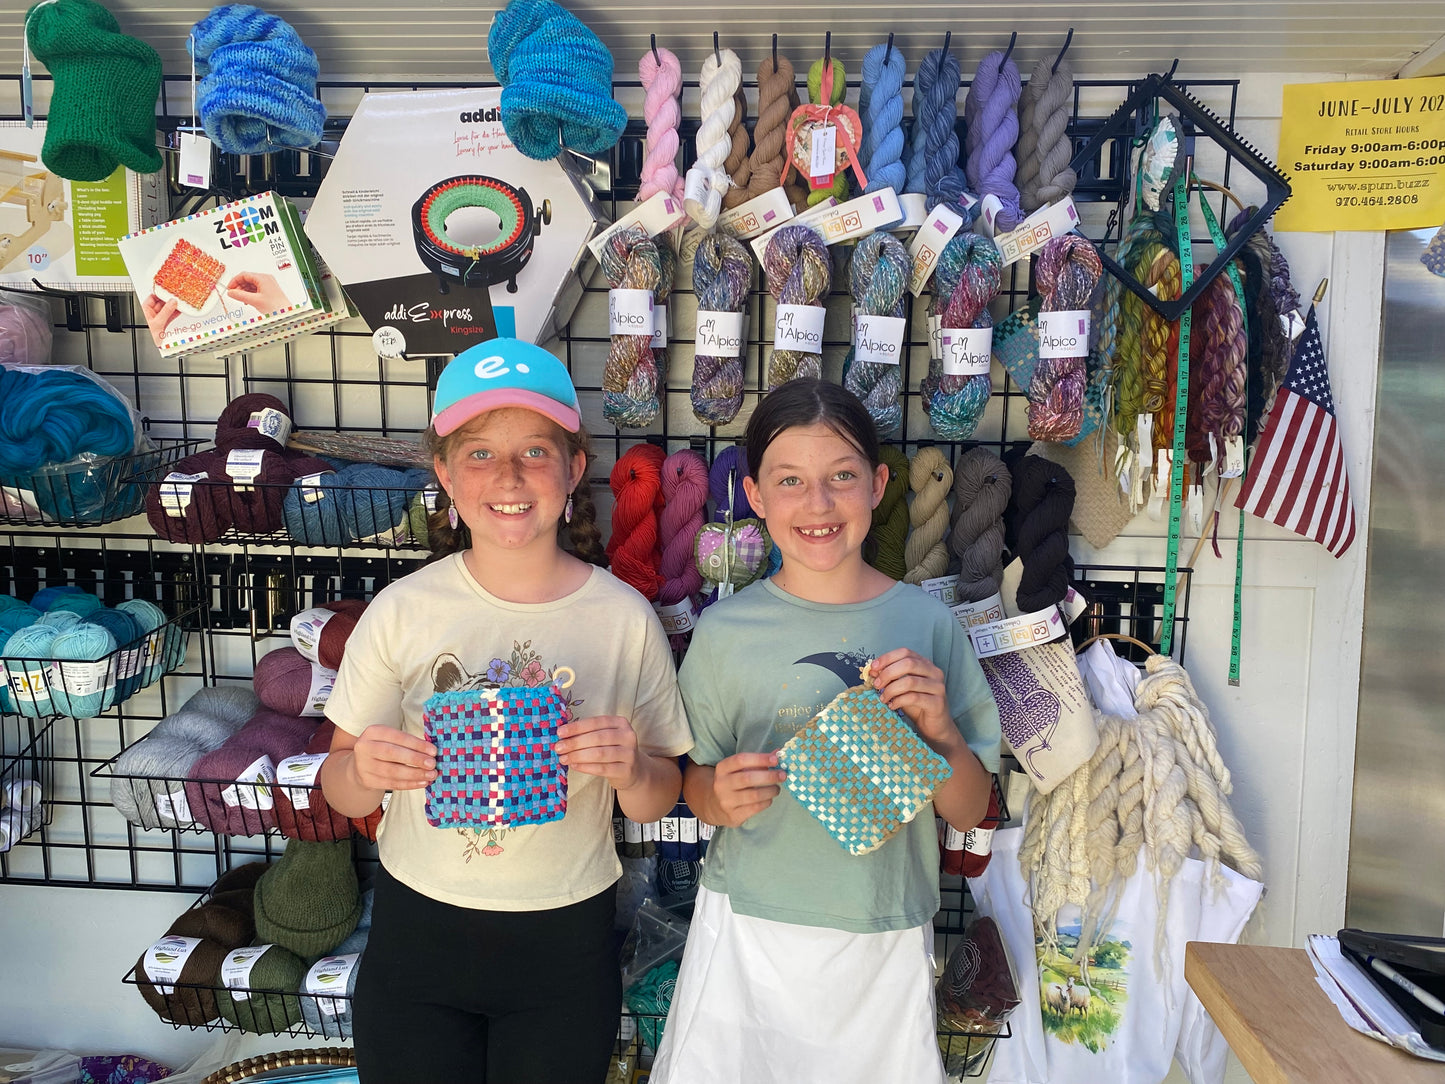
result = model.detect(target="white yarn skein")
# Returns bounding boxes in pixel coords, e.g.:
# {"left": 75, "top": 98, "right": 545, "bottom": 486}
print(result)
{"left": 685, "top": 48, "right": 743, "bottom": 228}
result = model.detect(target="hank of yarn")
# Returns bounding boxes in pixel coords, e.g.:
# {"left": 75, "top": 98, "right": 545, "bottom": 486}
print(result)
{"left": 859, "top": 42, "right": 907, "bottom": 195}
{"left": 685, "top": 47, "right": 743, "bottom": 227}
{"left": 1185, "top": 269, "right": 1248, "bottom": 472}
{"left": 188, "top": 5, "right": 326, "bottom": 156}
{"left": 746, "top": 54, "right": 808, "bottom": 208}
{"left": 145, "top": 451, "right": 231, "bottom": 545}
{"left": 0, "top": 292, "right": 53, "bottom": 365}
{"left": 763, "top": 225, "right": 831, "bottom": 389}
{"left": 601, "top": 224, "right": 664, "bottom": 429}
{"left": 338, "top": 465, "right": 430, "bottom": 542}
{"left": 864, "top": 446, "right": 910, "bottom": 581}
{"left": 607, "top": 444, "right": 667, "bottom": 601}
{"left": 722, "top": 89, "right": 753, "bottom": 210}
{"left": 214, "top": 393, "right": 291, "bottom": 453}
{"left": 925, "top": 233, "right": 1002, "bottom": 439}
{"left": 907, "top": 47, "right": 966, "bottom": 210}
{"left": 638, "top": 46, "right": 685, "bottom": 201}
{"left": 487, "top": 0, "right": 627, "bottom": 159}
{"left": 0, "top": 366, "right": 135, "bottom": 474}
{"left": 1009, "top": 455, "right": 1076, "bottom": 611}
{"left": 843, "top": 232, "right": 909, "bottom": 434}
{"left": 1029, "top": 235, "right": 1103, "bottom": 442}
{"left": 690, "top": 235, "right": 752, "bottom": 426}
{"left": 658, "top": 450, "right": 709, "bottom": 630}
{"left": 1017, "top": 55, "right": 1077, "bottom": 213}
{"left": 903, "top": 447, "right": 954, "bottom": 585}
{"left": 281, "top": 469, "right": 347, "bottom": 545}
{"left": 799, "top": 58, "right": 851, "bottom": 206}
{"left": 709, "top": 446, "right": 754, "bottom": 521}
{"left": 964, "top": 50, "right": 1024, "bottom": 232}
{"left": 217, "top": 448, "right": 297, "bottom": 535}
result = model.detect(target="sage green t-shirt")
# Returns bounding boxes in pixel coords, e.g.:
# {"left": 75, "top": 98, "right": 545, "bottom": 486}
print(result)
{"left": 682, "top": 579, "right": 1002, "bottom": 934}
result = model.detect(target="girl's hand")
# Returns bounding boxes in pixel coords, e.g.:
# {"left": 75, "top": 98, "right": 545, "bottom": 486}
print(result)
{"left": 710, "top": 752, "right": 786, "bottom": 827}
{"left": 556, "top": 715, "right": 644, "bottom": 790}
{"left": 870, "top": 648, "right": 955, "bottom": 746}
{"left": 350, "top": 725, "right": 437, "bottom": 791}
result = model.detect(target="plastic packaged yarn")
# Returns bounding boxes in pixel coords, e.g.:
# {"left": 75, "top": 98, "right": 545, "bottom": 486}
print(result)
{"left": 844, "top": 232, "right": 909, "bottom": 434}
{"left": 0, "top": 292, "right": 53, "bottom": 366}
{"left": 1028, "top": 234, "right": 1103, "bottom": 442}
{"left": 601, "top": 224, "right": 664, "bottom": 429}
{"left": 690, "top": 234, "right": 751, "bottom": 426}
{"left": 935, "top": 915, "right": 1019, "bottom": 1078}
{"left": 924, "top": 233, "right": 1002, "bottom": 440}
{"left": 763, "top": 225, "right": 831, "bottom": 390}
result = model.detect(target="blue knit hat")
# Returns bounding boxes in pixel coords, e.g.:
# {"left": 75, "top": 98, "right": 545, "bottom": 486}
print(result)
{"left": 188, "top": 5, "right": 326, "bottom": 156}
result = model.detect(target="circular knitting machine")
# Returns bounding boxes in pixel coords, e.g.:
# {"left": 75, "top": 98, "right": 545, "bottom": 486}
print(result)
{"left": 410, "top": 176, "right": 551, "bottom": 295}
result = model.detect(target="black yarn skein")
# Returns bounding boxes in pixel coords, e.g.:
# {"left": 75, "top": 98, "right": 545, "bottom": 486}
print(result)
{"left": 1009, "top": 455, "right": 1076, "bottom": 612}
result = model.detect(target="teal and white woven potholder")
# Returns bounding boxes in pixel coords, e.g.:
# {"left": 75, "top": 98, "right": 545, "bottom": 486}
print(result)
{"left": 778, "top": 683, "right": 953, "bottom": 856}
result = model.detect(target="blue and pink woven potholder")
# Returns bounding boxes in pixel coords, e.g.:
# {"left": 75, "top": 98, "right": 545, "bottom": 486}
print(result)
{"left": 779, "top": 682, "right": 953, "bottom": 856}
{"left": 422, "top": 685, "right": 570, "bottom": 829}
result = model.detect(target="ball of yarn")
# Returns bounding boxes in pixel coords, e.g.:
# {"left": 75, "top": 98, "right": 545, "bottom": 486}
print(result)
{"left": 606, "top": 444, "right": 667, "bottom": 601}
{"left": 690, "top": 235, "right": 752, "bottom": 427}
{"left": 30, "top": 585, "right": 84, "bottom": 611}
{"left": 601, "top": 224, "right": 664, "bottom": 429}
{"left": 925, "top": 233, "right": 1002, "bottom": 440}
{"left": 273, "top": 744, "right": 351, "bottom": 842}
{"left": 253, "top": 647, "right": 318, "bottom": 715}
{"left": 212, "top": 860, "right": 270, "bottom": 896}
{"left": 404, "top": 490, "right": 431, "bottom": 547}
{"left": 763, "top": 225, "right": 831, "bottom": 389}
{"left": 189, "top": 5, "right": 326, "bottom": 156}
{"left": 215, "top": 944, "right": 306, "bottom": 1033}
{"left": 0, "top": 595, "right": 29, "bottom": 613}
{"left": 0, "top": 293, "right": 54, "bottom": 366}
{"left": 135, "top": 936, "right": 228, "bottom": 1026}
{"left": 338, "top": 465, "right": 430, "bottom": 543}
{"left": 146, "top": 450, "right": 234, "bottom": 545}
{"left": 47, "top": 623, "right": 117, "bottom": 718}
{"left": 46, "top": 592, "right": 103, "bottom": 618}
{"left": 0, "top": 366, "right": 135, "bottom": 475}
{"left": 309, "top": 598, "right": 367, "bottom": 671}
{"left": 168, "top": 898, "right": 254, "bottom": 950}
{"left": 843, "top": 232, "right": 909, "bottom": 434}
{"left": 152, "top": 685, "right": 261, "bottom": 751}
{"left": 487, "top": 0, "right": 627, "bottom": 160}
{"left": 115, "top": 598, "right": 180, "bottom": 685}
{"left": 217, "top": 448, "right": 298, "bottom": 535}
{"left": 214, "top": 393, "right": 291, "bottom": 453}
{"left": 109, "top": 733, "right": 207, "bottom": 829}
{"left": 2, "top": 625, "right": 60, "bottom": 717}
{"left": 281, "top": 469, "right": 347, "bottom": 546}
{"left": 36, "top": 610, "right": 81, "bottom": 631}
{"left": 187, "top": 711, "right": 317, "bottom": 836}
{"left": 1009, "top": 455, "right": 1076, "bottom": 611}
{"left": 0, "top": 607, "right": 38, "bottom": 641}
{"left": 299, "top": 947, "right": 362, "bottom": 1039}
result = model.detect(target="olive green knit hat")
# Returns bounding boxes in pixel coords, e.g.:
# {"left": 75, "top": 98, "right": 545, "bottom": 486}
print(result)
{"left": 253, "top": 839, "right": 362, "bottom": 959}
{"left": 26, "top": 0, "right": 163, "bottom": 181}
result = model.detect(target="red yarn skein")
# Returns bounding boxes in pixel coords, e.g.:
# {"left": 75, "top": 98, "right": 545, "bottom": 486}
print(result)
{"left": 313, "top": 598, "right": 367, "bottom": 670}
{"left": 253, "top": 647, "right": 321, "bottom": 716}
{"left": 145, "top": 450, "right": 233, "bottom": 544}
{"left": 607, "top": 444, "right": 666, "bottom": 601}
{"left": 272, "top": 721, "right": 352, "bottom": 841}
{"left": 657, "top": 450, "right": 709, "bottom": 616}
{"left": 217, "top": 449, "right": 299, "bottom": 534}
{"left": 215, "top": 393, "right": 292, "bottom": 452}
{"left": 942, "top": 787, "right": 1002, "bottom": 877}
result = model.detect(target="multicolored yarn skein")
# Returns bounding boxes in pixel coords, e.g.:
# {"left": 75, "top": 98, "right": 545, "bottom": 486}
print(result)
{"left": 653, "top": 240, "right": 677, "bottom": 399}
{"left": 1185, "top": 267, "right": 1248, "bottom": 472}
{"left": 1228, "top": 206, "right": 1296, "bottom": 436}
{"left": 864, "top": 446, "right": 910, "bottom": 581}
{"left": 606, "top": 444, "right": 666, "bottom": 601}
{"left": 843, "top": 232, "right": 909, "bottom": 434}
{"left": 1009, "top": 455, "right": 1075, "bottom": 612}
{"left": 1028, "top": 234, "right": 1103, "bottom": 442}
{"left": 803, "top": 57, "right": 851, "bottom": 206}
{"left": 601, "top": 224, "right": 663, "bottom": 429}
{"left": 745, "top": 53, "right": 808, "bottom": 209}
{"left": 859, "top": 42, "right": 907, "bottom": 195}
{"left": 907, "top": 46, "right": 967, "bottom": 210}
{"left": 638, "top": 45, "right": 685, "bottom": 201}
{"left": 684, "top": 46, "right": 743, "bottom": 227}
{"left": 658, "top": 450, "right": 709, "bottom": 639}
{"left": 763, "top": 225, "right": 831, "bottom": 389}
{"left": 950, "top": 448, "right": 1011, "bottom": 602}
{"left": 965, "top": 48, "right": 1024, "bottom": 232}
{"left": 1016, "top": 54, "right": 1077, "bottom": 213}
{"left": 925, "top": 233, "right": 1002, "bottom": 440}
{"left": 690, "top": 235, "right": 752, "bottom": 426}
{"left": 904, "top": 447, "right": 954, "bottom": 585}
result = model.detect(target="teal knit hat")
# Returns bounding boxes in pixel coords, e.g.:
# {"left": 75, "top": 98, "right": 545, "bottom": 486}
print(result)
{"left": 26, "top": 0, "right": 163, "bottom": 182}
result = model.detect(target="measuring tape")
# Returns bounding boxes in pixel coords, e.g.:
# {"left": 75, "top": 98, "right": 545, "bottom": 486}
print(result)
{"left": 1158, "top": 171, "right": 1194, "bottom": 657}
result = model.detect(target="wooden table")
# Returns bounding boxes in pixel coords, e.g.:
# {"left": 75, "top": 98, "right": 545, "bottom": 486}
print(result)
{"left": 1185, "top": 942, "right": 1445, "bottom": 1084}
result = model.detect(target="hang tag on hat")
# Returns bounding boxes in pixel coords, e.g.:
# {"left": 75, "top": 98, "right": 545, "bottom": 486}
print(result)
{"left": 179, "top": 132, "right": 214, "bottom": 191}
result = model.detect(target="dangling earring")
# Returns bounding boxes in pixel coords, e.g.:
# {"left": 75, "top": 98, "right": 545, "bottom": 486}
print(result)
{"left": 448, "top": 505, "right": 459, "bottom": 530}
{"left": 564, "top": 494, "right": 574, "bottom": 525}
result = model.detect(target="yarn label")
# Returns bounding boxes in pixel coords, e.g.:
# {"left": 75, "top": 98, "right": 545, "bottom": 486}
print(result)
{"left": 928, "top": 315, "right": 942, "bottom": 360}
{"left": 220, "top": 755, "right": 276, "bottom": 811}
{"left": 623, "top": 818, "right": 644, "bottom": 844}
{"left": 302, "top": 664, "right": 338, "bottom": 717}
{"left": 226, "top": 449, "right": 267, "bottom": 491}
{"left": 963, "top": 825, "right": 995, "bottom": 855}
{"left": 153, "top": 787, "right": 197, "bottom": 828}
{"left": 588, "top": 193, "right": 688, "bottom": 262}
{"left": 941, "top": 327, "right": 994, "bottom": 376}
{"left": 853, "top": 315, "right": 907, "bottom": 365}
{"left": 650, "top": 304, "right": 668, "bottom": 349}
{"left": 7, "top": 666, "right": 49, "bottom": 704}
{"left": 680, "top": 817, "right": 699, "bottom": 843}
{"left": 967, "top": 605, "right": 1069, "bottom": 659}
{"left": 160, "top": 472, "right": 207, "bottom": 518}
{"left": 943, "top": 824, "right": 968, "bottom": 850}
{"left": 920, "top": 576, "right": 961, "bottom": 606}
{"left": 907, "top": 203, "right": 967, "bottom": 296}
{"left": 289, "top": 607, "right": 336, "bottom": 664}
{"left": 896, "top": 193, "right": 929, "bottom": 231}
{"left": 247, "top": 407, "right": 292, "bottom": 447}
{"left": 717, "top": 188, "right": 796, "bottom": 240}
{"left": 608, "top": 289, "right": 654, "bottom": 336}
{"left": 1222, "top": 435, "right": 1245, "bottom": 478}
{"left": 1038, "top": 310, "right": 1092, "bottom": 359}
{"left": 950, "top": 592, "right": 1006, "bottom": 632}
{"left": 773, "top": 304, "right": 826, "bottom": 352}
{"left": 695, "top": 310, "right": 746, "bottom": 357}
{"left": 179, "top": 133, "right": 214, "bottom": 191}
{"left": 298, "top": 473, "right": 330, "bottom": 504}
{"left": 305, "top": 954, "right": 359, "bottom": 1016}
{"left": 143, "top": 936, "right": 203, "bottom": 996}
{"left": 422, "top": 484, "right": 440, "bottom": 513}
{"left": 994, "top": 196, "right": 1081, "bottom": 265}
{"left": 57, "top": 659, "right": 111, "bottom": 699}
{"left": 809, "top": 124, "right": 838, "bottom": 182}
{"left": 1060, "top": 585, "right": 1088, "bottom": 626}
{"left": 277, "top": 753, "right": 328, "bottom": 810}
{"left": 655, "top": 599, "right": 696, "bottom": 635}
{"left": 700, "top": 821, "right": 716, "bottom": 841}
{"left": 220, "top": 944, "right": 271, "bottom": 1001}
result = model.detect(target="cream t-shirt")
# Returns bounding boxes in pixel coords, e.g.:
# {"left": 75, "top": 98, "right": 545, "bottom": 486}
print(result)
{"left": 327, "top": 554, "right": 692, "bottom": 911}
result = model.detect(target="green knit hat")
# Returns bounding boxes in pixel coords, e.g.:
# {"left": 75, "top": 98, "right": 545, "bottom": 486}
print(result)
{"left": 215, "top": 943, "right": 305, "bottom": 1033}
{"left": 26, "top": 0, "right": 163, "bottom": 182}
{"left": 253, "top": 839, "right": 362, "bottom": 959}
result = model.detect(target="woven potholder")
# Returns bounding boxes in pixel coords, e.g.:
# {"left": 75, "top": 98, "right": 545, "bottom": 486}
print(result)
{"left": 778, "top": 683, "right": 952, "bottom": 856}
{"left": 422, "top": 683, "right": 570, "bottom": 829}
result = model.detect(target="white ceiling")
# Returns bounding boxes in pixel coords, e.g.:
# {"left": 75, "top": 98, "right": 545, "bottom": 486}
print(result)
{"left": 6, "top": 0, "right": 1445, "bottom": 83}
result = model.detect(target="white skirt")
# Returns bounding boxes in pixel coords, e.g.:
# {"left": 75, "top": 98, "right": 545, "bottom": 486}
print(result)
{"left": 649, "top": 886, "right": 948, "bottom": 1084}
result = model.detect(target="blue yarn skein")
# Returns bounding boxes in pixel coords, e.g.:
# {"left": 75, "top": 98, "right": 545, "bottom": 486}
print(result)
{"left": 3, "top": 625, "right": 59, "bottom": 717}
{"left": 339, "top": 466, "right": 431, "bottom": 543}
{"left": 48, "top": 624, "right": 118, "bottom": 719}
{"left": 189, "top": 5, "right": 326, "bottom": 156}
{"left": 37, "top": 611, "right": 82, "bottom": 631}
{"left": 0, "top": 607, "right": 38, "bottom": 640}
{"left": 84, "top": 609, "right": 144, "bottom": 703}
{"left": 116, "top": 599, "right": 172, "bottom": 686}
{"left": 907, "top": 47, "right": 968, "bottom": 211}
{"left": 0, "top": 596, "right": 30, "bottom": 613}
{"left": 487, "top": 0, "right": 627, "bottom": 160}
{"left": 0, "top": 368, "right": 134, "bottom": 474}
{"left": 282, "top": 470, "right": 349, "bottom": 546}
{"left": 31, "top": 585, "right": 83, "bottom": 611}
{"left": 47, "top": 592, "right": 104, "bottom": 619}
{"left": 859, "top": 43, "right": 907, "bottom": 195}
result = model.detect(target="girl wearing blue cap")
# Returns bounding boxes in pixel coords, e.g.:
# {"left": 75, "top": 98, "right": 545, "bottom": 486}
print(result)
{"left": 321, "top": 339, "right": 691, "bottom": 1083}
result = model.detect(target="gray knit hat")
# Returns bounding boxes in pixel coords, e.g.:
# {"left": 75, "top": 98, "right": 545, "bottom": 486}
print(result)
{"left": 253, "top": 839, "right": 362, "bottom": 959}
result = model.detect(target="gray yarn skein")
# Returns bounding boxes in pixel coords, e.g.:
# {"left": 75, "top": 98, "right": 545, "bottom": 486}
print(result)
{"left": 301, "top": 889, "right": 371, "bottom": 1039}
{"left": 1018, "top": 56, "right": 1077, "bottom": 212}
{"left": 151, "top": 685, "right": 259, "bottom": 751}
{"left": 950, "top": 448, "right": 1012, "bottom": 603}
{"left": 110, "top": 733, "right": 206, "bottom": 828}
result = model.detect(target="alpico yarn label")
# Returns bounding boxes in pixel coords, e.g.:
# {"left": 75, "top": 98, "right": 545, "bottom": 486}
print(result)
{"left": 289, "top": 607, "right": 336, "bottom": 664}
{"left": 220, "top": 755, "right": 276, "bottom": 811}
{"left": 304, "top": 953, "right": 359, "bottom": 1016}
{"left": 220, "top": 944, "right": 271, "bottom": 1001}
{"left": 608, "top": 289, "right": 654, "bottom": 335}
{"left": 1038, "top": 310, "right": 1091, "bottom": 359}
{"left": 301, "top": 664, "right": 337, "bottom": 717}
{"left": 160, "top": 472, "right": 207, "bottom": 517}
{"left": 928, "top": 315, "right": 943, "bottom": 360}
{"left": 695, "top": 310, "right": 746, "bottom": 357}
{"left": 276, "top": 753, "right": 327, "bottom": 809}
{"left": 650, "top": 305, "right": 668, "bottom": 350}
{"left": 774, "top": 304, "right": 826, "bottom": 352}
{"left": 942, "top": 326, "right": 994, "bottom": 376}
{"left": 143, "top": 935, "right": 203, "bottom": 996}
{"left": 853, "top": 314, "right": 906, "bottom": 365}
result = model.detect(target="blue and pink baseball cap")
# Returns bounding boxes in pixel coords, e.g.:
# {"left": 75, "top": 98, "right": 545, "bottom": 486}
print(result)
{"left": 431, "top": 339, "right": 581, "bottom": 436}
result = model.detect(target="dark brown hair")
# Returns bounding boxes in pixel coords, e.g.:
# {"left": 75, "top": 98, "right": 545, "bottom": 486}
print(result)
{"left": 743, "top": 379, "right": 881, "bottom": 480}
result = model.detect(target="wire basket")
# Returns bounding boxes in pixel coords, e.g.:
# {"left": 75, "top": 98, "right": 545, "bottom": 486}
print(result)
{"left": 0, "top": 439, "right": 206, "bottom": 529}
{"left": 0, "top": 715, "right": 53, "bottom": 854}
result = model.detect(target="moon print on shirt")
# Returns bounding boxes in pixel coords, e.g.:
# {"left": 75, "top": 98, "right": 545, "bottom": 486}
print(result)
{"left": 429, "top": 640, "right": 582, "bottom": 861}
{"left": 795, "top": 649, "right": 873, "bottom": 688}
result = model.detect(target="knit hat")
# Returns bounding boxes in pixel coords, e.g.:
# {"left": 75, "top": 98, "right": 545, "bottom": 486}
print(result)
{"left": 25, "top": 0, "right": 163, "bottom": 182}
{"left": 331, "top": 886, "right": 373, "bottom": 957}
{"left": 253, "top": 838, "right": 361, "bottom": 958}
{"left": 215, "top": 943, "right": 306, "bottom": 1033}
{"left": 432, "top": 338, "right": 581, "bottom": 435}
{"left": 189, "top": 5, "right": 326, "bottom": 156}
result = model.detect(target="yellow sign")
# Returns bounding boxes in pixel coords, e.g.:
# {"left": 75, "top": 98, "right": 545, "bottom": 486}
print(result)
{"left": 1274, "top": 76, "right": 1445, "bottom": 232}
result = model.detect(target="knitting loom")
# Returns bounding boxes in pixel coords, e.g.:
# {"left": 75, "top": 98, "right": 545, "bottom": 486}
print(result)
{"left": 410, "top": 175, "right": 551, "bottom": 295}
{"left": 422, "top": 665, "right": 574, "bottom": 830}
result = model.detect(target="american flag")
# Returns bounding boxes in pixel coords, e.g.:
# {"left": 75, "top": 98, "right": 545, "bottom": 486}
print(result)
{"left": 1235, "top": 307, "right": 1356, "bottom": 556}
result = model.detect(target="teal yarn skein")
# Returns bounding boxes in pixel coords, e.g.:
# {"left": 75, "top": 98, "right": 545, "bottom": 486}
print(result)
{"left": 843, "top": 232, "right": 910, "bottom": 435}
{"left": 924, "top": 233, "right": 1002, "bottom": 440}
{"left": 48, "top": 624, "right": 118, "bottom": 718}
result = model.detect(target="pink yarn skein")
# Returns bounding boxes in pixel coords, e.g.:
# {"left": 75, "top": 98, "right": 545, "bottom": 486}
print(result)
{"left": 638, "top": 46, "right": 685, "bottom": 201}
{"left": 657, "top": 449, "right": 709, "bottom": 621}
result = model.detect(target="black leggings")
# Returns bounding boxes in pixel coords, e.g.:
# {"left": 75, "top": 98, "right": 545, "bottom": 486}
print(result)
{"left": 353, "top": 866, "right": 620, "bottom": 1084}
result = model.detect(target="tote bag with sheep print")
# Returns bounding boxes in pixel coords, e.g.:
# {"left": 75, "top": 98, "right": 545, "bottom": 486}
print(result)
{"left": 968, "top": 827, "right": 1262, "bottom": 1084}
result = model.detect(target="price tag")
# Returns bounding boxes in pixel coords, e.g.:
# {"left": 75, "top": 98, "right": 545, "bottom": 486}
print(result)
{"left": 809, "top": 124, "right": 838, "bottom": 181}
{"left": 179, "top": 133, "right": 214, "bottom": 190}
{"left": 608, "top": 289, "right": 654, "bottom": 336}
{"left": 773, "top": 304, "right": 825, "bottom": 352}
{"left": 143, "top": 936, "right": 203, "bottom": 996}
{"left": 220, "top": 755, "right": 276, "bottom": 811}
{"left": 695, "top": 310, "right": 746, "bottom": 357}
{"left": 1038, "top": 310, "right": 1092, "bottom": 358}
{"left": 304, "top": 954, "right": 359, "bottom": 1016}
{"left": 853, "top": 314, "right": 906, "bottom": 365}
{"left": 941, "top": 326, "right": 993, "bottom": 376}
{"left": 220, "top": 944, "right": 270, "bottom": 1001}
{"left": 58, "top": 658, "right": 111, "bottom": 698}
{"left": 276, "top": 753, "right": 328, "bottom": 810}
{"left": 372, "top": 326, "right": 406, "bottom": 358}
{"left": 1222, "top": 435, "right": 1245, "bottom": 478}
{"left": 153, "top": 787, "right": 197, "bottom": 828}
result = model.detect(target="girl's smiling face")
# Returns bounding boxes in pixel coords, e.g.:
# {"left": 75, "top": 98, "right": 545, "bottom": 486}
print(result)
{"left": 434, "top": 407, "right": 586, "bottom": 557}
{"left": 743, "top": 422, "right": 887, "bottom": 582}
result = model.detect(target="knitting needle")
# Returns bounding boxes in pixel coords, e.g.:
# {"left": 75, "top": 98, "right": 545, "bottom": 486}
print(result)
{"left": 999, "top": 31, "right": 1017, "bottom": 72}
{"left": 1053, "top": 28, "right": 1075, "bottom": 73}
